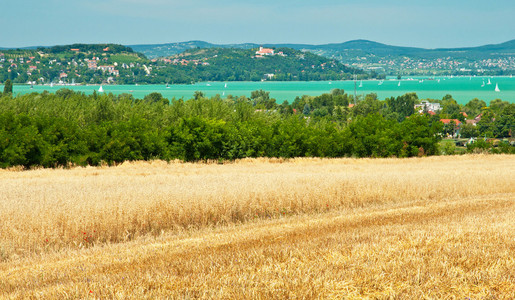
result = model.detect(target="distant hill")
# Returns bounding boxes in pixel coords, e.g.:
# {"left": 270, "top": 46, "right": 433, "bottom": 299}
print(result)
{"left": 128, "top": 39, "right": 515, "bottom": 75}
{"left": 153, "top": 47, "right": 367, "bottom": 82}
{"left": 130, "top": 39, "right": 515, "bottom": 59}
{"left": 0, "top": 44, "right": 147, "bottom": 85}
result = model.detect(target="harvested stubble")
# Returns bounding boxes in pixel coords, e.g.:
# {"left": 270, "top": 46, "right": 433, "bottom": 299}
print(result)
{"left": 0, "top": 155, "right": 514, "bottom": 298}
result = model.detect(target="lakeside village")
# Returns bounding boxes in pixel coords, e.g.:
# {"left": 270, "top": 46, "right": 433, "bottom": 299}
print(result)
{"left": 349, "top": 55, "right": 515, "bottom": 76}
{"left": 0, "top": 47, "right": 145, "bottom": 86}
{"left": 0, "top": 45, "right": 351, "bottom": 85}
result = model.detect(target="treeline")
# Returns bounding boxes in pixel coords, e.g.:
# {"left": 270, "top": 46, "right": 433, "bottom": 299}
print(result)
{"left": 290, "top": 91, "right": 514, "bottom": 139}
{"left": 40, "top": 44, "right": 135, "bottom": 54}
{"left": 0, "top": 89, "right": 450, "bottom": 168}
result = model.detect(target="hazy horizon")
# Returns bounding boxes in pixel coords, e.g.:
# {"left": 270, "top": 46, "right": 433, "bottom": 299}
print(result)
{"left": 2, "top": 0, "right": 514, "bottom": 49}
{"left": 2, "top": 38, "right": 515, "bottom": 51}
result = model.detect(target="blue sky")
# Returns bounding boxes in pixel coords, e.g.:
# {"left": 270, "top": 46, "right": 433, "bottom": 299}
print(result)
{"left": 2, "top": 0, "right": 514, "bottom": 48}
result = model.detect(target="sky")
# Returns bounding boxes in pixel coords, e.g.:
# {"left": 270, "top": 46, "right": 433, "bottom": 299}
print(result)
{"left": 2, "top": 0, "right": 514, "bottom": 49}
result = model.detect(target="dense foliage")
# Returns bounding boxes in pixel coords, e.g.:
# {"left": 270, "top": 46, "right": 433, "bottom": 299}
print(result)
{"left": 0, "top": 89, "right": 457, "bottom": 168}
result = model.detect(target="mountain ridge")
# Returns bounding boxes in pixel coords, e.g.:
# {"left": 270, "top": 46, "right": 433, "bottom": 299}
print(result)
{"left": 129, "top": 39, "right": 515, "bottom": 59}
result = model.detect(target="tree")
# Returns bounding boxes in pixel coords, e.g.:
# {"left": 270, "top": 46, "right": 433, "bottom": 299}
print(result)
{"left": 386, "top": 93, "right": 417, "bottom": 122}
{"left": 303, "top": 103, "right": 311, "bottom": 115}
{"left": 3, "top": 79, "right": 13, "bottom": 94}
{"left": 464, "top": 98, "right": 486, "bottom": 117}
{"left": 251, "top": 89, "right": 276, "bottom": 109}
{"left": 193, "top": 91, "right": 205, "bottom": 100}
{"left": 144, "top": 92, "right": 168, "bottom": 104}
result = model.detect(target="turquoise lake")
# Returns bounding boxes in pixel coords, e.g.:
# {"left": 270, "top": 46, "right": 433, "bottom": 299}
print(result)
{"left": 7, "top": 76, "right": 514, "bottom": 105}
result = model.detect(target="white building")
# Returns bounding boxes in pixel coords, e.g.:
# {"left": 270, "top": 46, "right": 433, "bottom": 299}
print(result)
{"left": 415, "top": 100, "right": 441, "bottom": 113}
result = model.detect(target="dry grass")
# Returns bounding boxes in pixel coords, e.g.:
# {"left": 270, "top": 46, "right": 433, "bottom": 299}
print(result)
{"left": 0, "top": 155, "right": 514, "bottom": 298}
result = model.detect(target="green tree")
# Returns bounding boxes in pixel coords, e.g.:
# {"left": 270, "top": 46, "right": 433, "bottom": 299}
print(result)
{"left": 144, "top": 92, "right": 168, "bottom": 105}
{"left": 303, "top": 103, "right": 311, "bottom": 115}
{"left": 386, "top": 93, "right": 417, "bottom": 122}
{"left": 193, "top": 91, "right": 205, "bottom": 100}
{"left": 464, "top": 98, "right": 486, "bottom": 117}
{"left": 3, "top": 79, "right": 13, "bottom": 94}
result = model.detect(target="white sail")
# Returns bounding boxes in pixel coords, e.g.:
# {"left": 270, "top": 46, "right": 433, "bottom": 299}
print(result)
{"left": 495, "top": 83, "right": 500, "bottom": 92}
{"left": 224, "top": 83, "right": 227, "bottom": 88}
{"left": 487, "top": 78, "right": 492, "bottom": 85}
{"left": 98, "top": 85, "right": 104, "bottom": 93}
{"left": 398, "top": 81, "right": 401, "bottom": 87}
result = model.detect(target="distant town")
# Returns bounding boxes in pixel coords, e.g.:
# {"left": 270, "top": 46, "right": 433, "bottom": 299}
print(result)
{"left": 347, "top": 55, "right": 515, "bottom": 76}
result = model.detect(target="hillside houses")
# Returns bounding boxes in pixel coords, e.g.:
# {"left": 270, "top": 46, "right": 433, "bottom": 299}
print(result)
{"left": 98, "top": 65, "right": 119, "bottom": 76}
{"left": 87, "top": 59, "right": 98, "bottom": 70}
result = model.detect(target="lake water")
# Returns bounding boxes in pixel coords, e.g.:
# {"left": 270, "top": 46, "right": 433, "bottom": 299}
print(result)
{"left": 7, "top": 76, "right": 515, "bottom": 105}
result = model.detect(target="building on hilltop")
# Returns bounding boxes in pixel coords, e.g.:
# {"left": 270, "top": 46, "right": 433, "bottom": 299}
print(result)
{"left": 256, "top": 46, "right": 275, "bottom": 56}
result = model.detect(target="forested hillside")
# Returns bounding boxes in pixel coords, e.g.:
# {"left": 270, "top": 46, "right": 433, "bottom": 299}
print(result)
{"left": 154, "top": 47, "right": 369, "bottom": 82}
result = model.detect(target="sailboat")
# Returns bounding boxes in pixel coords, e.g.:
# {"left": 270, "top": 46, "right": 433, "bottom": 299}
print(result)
{"left": 487, "top": 78, "right": 492, "bottom": 85}
{"left": 98, "top": 85, "right": 104, "bottom": 93}
{"left": 166, "top": 83, "right": 170, "bottom": 89}
{"left": 495, "top": 83, "right": 500, "bottom": 92}
{"left": 398, "top": 81, "right": 401, "bottom": 87}
{"left": 50, "top": 82, "right": 54, "bottom": 88}
{"left": 378, "top": 80, "right": 383, "bottom": 85}
{"left": 481, "top": 81, "right": 485, "bottom": 87}
{"left": 359, "top": 80, "right": 363, "bottom": 88}
{"left": 224, "top": 83, "right": 227, "bottom": 88}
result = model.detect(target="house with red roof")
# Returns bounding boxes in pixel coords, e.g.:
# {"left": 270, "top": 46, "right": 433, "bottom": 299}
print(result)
{"left": 256, "top": 47, "right": 275, "bottom": 56}
{"left": 87, "top": 60, "right": 98, "bottom": 70}
{"left": 466, "top": 114, "right": 483, "bottom": 126}
{"left": 441, "top": 119, "right": 462, "bottom": 137}
{"left": 440, "top": 119, "right": 462, "bottom": 126}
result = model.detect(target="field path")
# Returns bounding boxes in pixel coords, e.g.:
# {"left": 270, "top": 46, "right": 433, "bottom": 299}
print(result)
{"left": 2, "top": 193, "right": 514, "bottom": 298}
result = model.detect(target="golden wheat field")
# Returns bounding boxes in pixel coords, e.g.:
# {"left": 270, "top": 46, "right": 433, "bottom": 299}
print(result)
{"left": 0, "top": 155, "right": 514, "bottom": 298}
